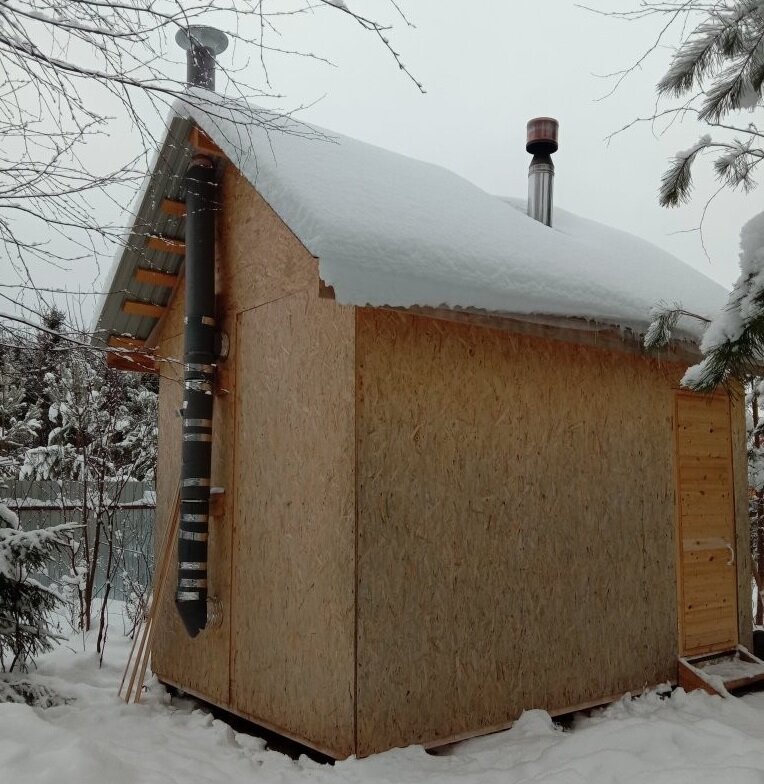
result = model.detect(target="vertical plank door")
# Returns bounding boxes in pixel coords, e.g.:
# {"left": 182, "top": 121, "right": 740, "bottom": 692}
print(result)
{"left": 675, "top": 392, "right": 738, "bottom": 656}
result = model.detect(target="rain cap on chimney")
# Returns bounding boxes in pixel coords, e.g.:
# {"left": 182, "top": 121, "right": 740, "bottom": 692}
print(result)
{"left": 176, "top": 26, "right": 229, "bottom": 91}
{"left": 526, "top": 117, "right": 559, "bottom": 227}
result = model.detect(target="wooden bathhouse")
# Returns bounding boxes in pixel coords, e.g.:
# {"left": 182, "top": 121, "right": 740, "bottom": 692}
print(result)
{"left": 94, "top": 34, "right": 755, "bottom": 759}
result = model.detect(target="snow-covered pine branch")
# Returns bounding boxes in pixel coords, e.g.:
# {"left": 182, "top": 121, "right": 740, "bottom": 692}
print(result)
{"left": 643, "top": 302, "right": 711, "bottom": 351}
{"left": 657, "top": 2, "right": 763, "bottom": 106}
{"left": 644, "top": 303, "right": 682, "bottom": 349}
{"left": 659, "top": 134, "right": 712, "bottom": 207}
{"left": 665, "top": 212, "right": 764, "bottom": 392}
{"left": 598, "top": 2, "right": 764, "bottom": 208}
{"left": 0, "top": 505, "right": 76, "bottom": 672}
{"left": 597, "top": 2, "right": 764, "bottom": 391}
{"left": 712, "top": 136, "right": 764, "bottom": 190}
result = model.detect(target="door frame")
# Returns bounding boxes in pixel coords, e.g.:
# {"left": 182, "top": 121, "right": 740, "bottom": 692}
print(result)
{"left": 673, "top": 389, "right": 740, "bottom": 657}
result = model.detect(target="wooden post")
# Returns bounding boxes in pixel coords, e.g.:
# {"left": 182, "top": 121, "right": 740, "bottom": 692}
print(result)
{"left": 753, "top": 382, "right": 764, "bottom": 626}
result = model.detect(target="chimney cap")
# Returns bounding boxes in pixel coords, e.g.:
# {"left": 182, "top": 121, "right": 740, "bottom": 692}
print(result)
{"left": 175, "top": 26, "right": 229, "bottom": 56}
{"left": 526, "top": 117, "right": 559, "bottom": 156}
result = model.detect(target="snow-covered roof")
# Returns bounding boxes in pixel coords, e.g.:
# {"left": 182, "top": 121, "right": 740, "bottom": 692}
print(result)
{"left": 93, "top": 92, "right": 729, "bottom": 348}
{"left": 175, "top": 93, "right": 727, "bottom": 342}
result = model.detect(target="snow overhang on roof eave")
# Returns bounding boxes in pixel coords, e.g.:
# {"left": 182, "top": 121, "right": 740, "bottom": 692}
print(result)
{"left": 351, "top": 300, "right": 702, "bottom": 364}
{"left": 317, "top": 279, "right": 701, "bottom": 363}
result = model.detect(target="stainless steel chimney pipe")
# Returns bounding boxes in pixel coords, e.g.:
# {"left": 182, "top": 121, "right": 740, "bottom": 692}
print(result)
{"left": 526, "top": 117, "right": 559, "bottom": 227}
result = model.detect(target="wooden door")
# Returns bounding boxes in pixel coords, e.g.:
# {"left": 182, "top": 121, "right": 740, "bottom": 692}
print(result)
{"left": 675, "top": 392, "right": 738, "bottom": 656}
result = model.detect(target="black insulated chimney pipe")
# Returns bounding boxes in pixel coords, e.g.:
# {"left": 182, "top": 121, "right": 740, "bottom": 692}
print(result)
{"left": 174, "top": 26, "right": 227, "bottom": 638}
{"left": 176, "top": 156, "right": 217, "bottom": 638}
{"left": 175, "top": 26, "right": 229, "bottom": 91}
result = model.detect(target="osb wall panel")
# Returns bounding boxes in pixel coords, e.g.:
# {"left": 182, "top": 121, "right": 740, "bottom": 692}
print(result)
{"left": 151, "top": 161, "right": 354, "bottom": 753}
{"left": 355, "top": 309, "right": 684, "bottom": 755}
{"left": 217, "top": 166, "right": 315, "bottom": 318}
{"left": 151, "top": 277, "right": 237, "bottom": 707}
{"left": 732, "top": 393, "right": 753, "bottom": 650}
{"left": 152, "top": 329, "right": 182, "bottom": 686}
{"left": 231, "top": 288, "right": 355, "bottom": 757}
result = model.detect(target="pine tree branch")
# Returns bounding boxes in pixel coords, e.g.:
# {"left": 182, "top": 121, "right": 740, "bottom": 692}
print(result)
{"left": 659, "top": 135, "right": 711, "bottom": 206}
{"left": 657, "top": 2, "right": 761, "bottom": 98}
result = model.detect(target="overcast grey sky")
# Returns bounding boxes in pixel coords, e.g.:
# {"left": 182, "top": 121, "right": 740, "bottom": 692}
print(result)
{"left": 7, "top": 0, "right": 761, "bottom": 323}
{"left": 251, "top": 0, "right": 759, "bottom": 292}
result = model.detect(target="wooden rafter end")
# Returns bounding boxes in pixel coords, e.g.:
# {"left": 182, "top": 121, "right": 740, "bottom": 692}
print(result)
{"left": 146, "top": 235, "right": 185, "bottom": 256}
{"left": 189, "top": 126, "right": 224, "bottom": 158}
{"left": 160, "top": 198, "right": 187, "bottom": 218}
{"left": 106, "top": 334, "right": 157, "bottom": 374}
{"left": 122, "top": 299, "right": 166, "bottom": 320}
{"left": 135, "top": 267, "right": 179, "bottom": 289}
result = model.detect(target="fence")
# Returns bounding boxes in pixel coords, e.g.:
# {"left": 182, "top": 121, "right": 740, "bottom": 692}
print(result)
{"left": 0, "top": 479, "right": 155, "bottom": 603}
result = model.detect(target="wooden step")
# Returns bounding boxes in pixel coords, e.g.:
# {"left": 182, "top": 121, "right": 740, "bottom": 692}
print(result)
{"left": 678, "top": 646, "right": 764, "bottom": 696}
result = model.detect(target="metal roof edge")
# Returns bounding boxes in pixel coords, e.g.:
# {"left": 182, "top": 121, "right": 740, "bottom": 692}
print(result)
{"left": 90, "top": 114, "right": 195, "bottom": 348}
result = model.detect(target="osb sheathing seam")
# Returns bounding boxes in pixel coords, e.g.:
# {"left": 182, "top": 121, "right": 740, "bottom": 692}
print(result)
{"left": 354, "top": 308, "right": 683, "bottom": 756}
{"left": 218, "top": 165, "right": 318, "bottom": 316}
{"left": 154, "top": 162, "right": 313, "bottom": 352}
{"left": 231, "top": 288, "right": 356, "bottom": 757}
{"left": 731, "top": 391, "right": 753, "bottom": 650}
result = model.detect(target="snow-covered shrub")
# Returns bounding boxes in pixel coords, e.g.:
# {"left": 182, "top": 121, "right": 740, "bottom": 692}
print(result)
{"left": 0, "top": 676, "right": 68, "bottom": 707}
{"left": 1, "top": 311, "right": 158, "bottom": 653}
{"left": 0, "top": 501, "right": 75, "bottom": 671}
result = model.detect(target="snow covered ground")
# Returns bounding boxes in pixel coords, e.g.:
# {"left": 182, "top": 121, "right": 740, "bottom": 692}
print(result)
{"left": 5, "top": 607, "right": 764, "bottom": 783}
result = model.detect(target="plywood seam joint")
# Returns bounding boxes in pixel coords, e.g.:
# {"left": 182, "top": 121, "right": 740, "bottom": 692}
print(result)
{"left": 235, "top": 285, "right": 314, "bottom": 317}
{"left": 353, "top": 306, "right": 360, "bottom": 756}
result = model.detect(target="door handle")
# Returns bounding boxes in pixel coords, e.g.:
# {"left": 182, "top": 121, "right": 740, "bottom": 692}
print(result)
{"left": 682, "top": 537, "right": 736, "bottom": 566}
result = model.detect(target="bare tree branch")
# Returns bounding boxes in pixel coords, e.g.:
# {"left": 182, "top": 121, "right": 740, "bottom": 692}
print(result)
{"left": 0, "top": 0, "right": 422, "bottom": 314}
